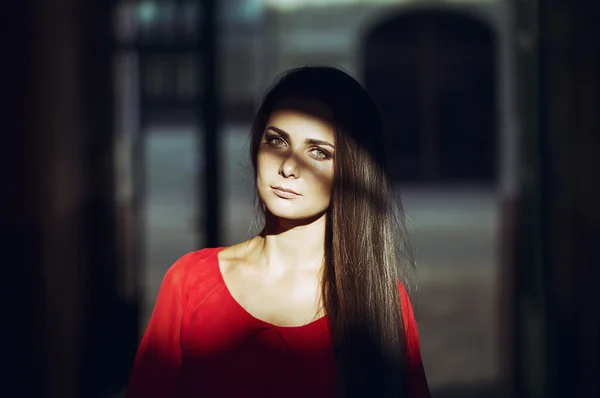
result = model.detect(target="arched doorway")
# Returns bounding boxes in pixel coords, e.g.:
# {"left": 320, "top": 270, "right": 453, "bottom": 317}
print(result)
{"left": 363, "top": 10, "right": 497, "bottom": 184}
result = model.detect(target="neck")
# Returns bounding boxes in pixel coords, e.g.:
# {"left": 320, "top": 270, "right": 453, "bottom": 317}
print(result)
{"left": 249, "top": 213, "right": 327, "bottom": 274}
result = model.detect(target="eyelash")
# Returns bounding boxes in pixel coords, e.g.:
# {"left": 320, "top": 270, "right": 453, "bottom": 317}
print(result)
{"left": 264, "top": 135, "right": 332, "bottom": 160}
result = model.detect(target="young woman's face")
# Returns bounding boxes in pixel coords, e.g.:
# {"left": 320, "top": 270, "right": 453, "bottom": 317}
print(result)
{"left": 256, "top": 99, "right": 336, "bottom": 222}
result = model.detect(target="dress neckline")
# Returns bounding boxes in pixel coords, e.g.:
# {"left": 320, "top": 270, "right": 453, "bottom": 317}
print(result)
{"left": 211, "top": 246, "right": 327, "bottom": 330}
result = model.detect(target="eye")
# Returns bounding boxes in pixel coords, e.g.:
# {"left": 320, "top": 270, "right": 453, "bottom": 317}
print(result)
{"left": 265, "top": 135, "right": 286, "bottom": 148}
{"left": 310, "top": 147, "right": 331, "bottom": 160}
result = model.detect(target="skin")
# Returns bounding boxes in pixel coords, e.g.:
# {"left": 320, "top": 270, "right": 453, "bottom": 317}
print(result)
{"left": 218, "top": 99, "right": 336, "bottom": 327}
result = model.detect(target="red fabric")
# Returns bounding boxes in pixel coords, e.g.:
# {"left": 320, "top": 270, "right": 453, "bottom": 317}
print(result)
{"left": 126, "top": 247, "right": 430, "bottom": 398}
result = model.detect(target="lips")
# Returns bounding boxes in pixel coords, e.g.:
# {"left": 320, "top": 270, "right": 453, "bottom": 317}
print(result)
{"left": 272, "top": 186, "right": 299, "bottom": 195}
{"left": 271, "top": 186, "right": 301, "bottom": 199}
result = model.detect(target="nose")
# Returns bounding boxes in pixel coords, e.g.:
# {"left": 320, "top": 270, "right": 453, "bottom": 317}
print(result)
{"left": 279, "top": 153, "right": 299, "bottom": 178}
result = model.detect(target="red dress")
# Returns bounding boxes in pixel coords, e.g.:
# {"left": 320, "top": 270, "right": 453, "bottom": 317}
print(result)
{"left": 126, "top": 247, "right": 430, "bottom": 397}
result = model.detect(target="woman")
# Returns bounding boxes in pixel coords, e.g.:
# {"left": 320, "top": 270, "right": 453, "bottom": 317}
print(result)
{"left": 126, "top": 66, "right": 430, "bottom": 397}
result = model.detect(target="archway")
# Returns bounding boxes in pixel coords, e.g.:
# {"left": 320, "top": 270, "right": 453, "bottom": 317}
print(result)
{"left": 363, "top": 10, "right": 497, "bottom": 184}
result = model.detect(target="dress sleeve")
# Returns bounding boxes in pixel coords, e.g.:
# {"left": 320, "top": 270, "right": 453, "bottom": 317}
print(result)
{"left": 399, "top": 282, "right": 431, "bottom": 398}
{"left": 126, "top": 252, "right": 195, "bottom": 398}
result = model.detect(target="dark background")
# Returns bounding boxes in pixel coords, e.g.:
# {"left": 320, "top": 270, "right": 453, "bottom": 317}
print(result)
{"left": 4, "top": 1, "right": 599, "bottom": 397}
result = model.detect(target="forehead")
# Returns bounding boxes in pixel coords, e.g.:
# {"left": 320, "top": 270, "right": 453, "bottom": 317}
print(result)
{"left": 266, "top": 99, "right": 335, "bottom": 142}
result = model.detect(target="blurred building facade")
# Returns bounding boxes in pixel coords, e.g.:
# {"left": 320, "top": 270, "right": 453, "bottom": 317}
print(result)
{"left": 219, "top": 0, "right": 514, "bottom": 186}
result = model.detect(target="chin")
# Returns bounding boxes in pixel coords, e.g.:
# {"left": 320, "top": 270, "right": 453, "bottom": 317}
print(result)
{"left": 261, "top": 199, "right": 327, "bottom": 223}
{"left": 264, "top": 200, "right": 309, "bottom": 220}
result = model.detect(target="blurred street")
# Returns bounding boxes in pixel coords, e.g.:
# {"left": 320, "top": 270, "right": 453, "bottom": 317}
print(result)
{"left": 402, "top": 187, "right": 499, "bottom": 393}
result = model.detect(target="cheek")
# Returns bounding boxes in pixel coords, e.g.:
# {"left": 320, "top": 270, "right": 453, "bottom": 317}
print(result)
{"left": 256, "top": 150, "right": 283, "bottom": 191}
{"left": 256, "top": 150, "right": 275, "bottom": 176}
{"left": 257, "top": 146, "right": 284, "bottom": 165}
{"left": 311, "top": 165, "right": 334, "bottom": 196}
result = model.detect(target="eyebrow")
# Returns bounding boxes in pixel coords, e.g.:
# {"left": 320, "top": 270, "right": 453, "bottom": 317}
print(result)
{"left": 266, "top": 126, "right": 335, "bottom": 149}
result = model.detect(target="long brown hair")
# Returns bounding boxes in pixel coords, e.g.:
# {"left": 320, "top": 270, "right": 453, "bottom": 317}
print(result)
{"left": 250, "top": 66, "right": 414, "bottom": 397}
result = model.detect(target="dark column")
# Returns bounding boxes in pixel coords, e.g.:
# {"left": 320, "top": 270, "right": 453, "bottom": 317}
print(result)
{"left": 201, "top": 0, "right": 221, "bottom": 247}
{"left": 512, "top": 1, "right": 600, "bottom": 397}
{"left": 417, "top": 20, "right": 439, "bottom": 181}
{"left": 5, "top": 1, "right": 43, "bottom": 396}
{"left": 5, "top": 0, "right": 135, "bottom": 396}
{"left": 80, "top": 1, "right": 140, "bottom": 396}
{"left": 538, "top": 2, "right": 600, "bottom": 397}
